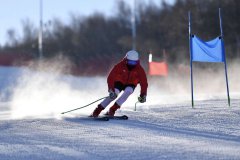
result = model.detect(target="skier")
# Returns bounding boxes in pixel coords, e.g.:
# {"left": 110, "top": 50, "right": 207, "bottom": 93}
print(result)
{"left": 90, "top": 50, "right": 148, "bottom": 117}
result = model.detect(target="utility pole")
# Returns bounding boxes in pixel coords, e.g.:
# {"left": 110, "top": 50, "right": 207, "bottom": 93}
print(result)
{"left": 131, "top": 0, "right": 136, "bottom": 50}
{"left": 38, "top": 0, "right": 43, "bottom": 59}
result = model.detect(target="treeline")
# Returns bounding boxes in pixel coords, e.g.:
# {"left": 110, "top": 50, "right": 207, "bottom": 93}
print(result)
{"left": 0, "top": 0, "right": 240, "bottom": 75}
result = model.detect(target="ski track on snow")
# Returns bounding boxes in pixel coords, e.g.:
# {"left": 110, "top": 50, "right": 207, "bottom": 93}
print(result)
{"left": 1, "top": 99, "right": 240, "bottom": 160}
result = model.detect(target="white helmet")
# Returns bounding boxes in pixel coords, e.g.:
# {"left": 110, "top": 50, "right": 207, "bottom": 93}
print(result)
{"left": 126, "top": 50, "right": 139, "bottom": 61}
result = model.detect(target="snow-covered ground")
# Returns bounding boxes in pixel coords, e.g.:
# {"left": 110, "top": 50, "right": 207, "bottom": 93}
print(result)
{"left": 0, "top": 66, "right": 240, "bottom": 160}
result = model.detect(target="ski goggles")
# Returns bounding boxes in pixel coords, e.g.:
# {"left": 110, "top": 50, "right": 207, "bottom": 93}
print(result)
{"left": 127, "top": 60, "right": 138, "bottom": 66}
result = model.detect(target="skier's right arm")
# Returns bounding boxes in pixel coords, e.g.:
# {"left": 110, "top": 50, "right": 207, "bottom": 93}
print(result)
{"left": 107, "top": 64, "right": 119, "bottom": 91}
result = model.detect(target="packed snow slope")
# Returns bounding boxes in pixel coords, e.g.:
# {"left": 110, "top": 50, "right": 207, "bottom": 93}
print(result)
{"left": 0, "top": 66, "right": 240, "bottom": 160}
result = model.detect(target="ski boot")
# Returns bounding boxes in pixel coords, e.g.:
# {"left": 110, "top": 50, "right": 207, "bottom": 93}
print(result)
{"left": 106, "top": 103, "right": 120, "bottom": 117}
{"left": 90, "top": 104, "right": 104, "bottom": 117}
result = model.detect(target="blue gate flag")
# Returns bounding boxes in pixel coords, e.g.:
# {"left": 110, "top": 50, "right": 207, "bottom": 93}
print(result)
{"left": 190, "top": 35, "right": 225, "bottom": 62}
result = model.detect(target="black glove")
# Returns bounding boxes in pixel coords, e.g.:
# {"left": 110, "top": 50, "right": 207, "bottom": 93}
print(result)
{"left": 138, "top": 95, "right": 146, "bottom": 103}
{"left": 109, "top": 89, "right": 117, "bottom": 100}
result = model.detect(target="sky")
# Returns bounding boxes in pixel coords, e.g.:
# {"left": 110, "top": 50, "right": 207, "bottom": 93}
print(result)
{"left": 0, "top": 0, "right": 175, "bottom": 46}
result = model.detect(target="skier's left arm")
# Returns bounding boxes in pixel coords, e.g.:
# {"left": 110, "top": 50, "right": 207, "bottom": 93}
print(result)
{"left": 138, "top": 66, "right": 148, "bottom": 103}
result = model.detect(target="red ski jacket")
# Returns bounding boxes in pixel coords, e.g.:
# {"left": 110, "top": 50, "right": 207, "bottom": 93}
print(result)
{"left": 107, "top": 59, "right": 148, "bottom": 96}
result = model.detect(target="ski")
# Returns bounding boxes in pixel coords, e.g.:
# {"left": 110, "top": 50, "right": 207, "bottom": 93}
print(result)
{"left": 89, "top": 116, "right": 109, "bottom": 121}
{"left": 88, "top": 115, "right": 128, "bottom": 121}
{"left": 108, "top": 115, "right": 128, "bottom": 120}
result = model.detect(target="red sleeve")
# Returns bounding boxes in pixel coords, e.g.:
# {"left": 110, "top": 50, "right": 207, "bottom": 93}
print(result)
{"left": 107, "top": 64, "right": 120, "bottom": 90}
{"left": 138, "top": 66, "right": 148, "bottom": 96}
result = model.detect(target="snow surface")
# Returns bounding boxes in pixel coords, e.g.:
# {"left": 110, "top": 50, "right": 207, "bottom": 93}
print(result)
{"left": 1, "top": 66, "right": 240, "bottom": 160}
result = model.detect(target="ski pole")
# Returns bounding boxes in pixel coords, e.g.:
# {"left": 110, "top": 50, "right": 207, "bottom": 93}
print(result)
{"left": 61, "top": 96, "right": 108, "bottom": 114}
{"left": 134, "top": 101, "right": 139, "bottom": 111}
